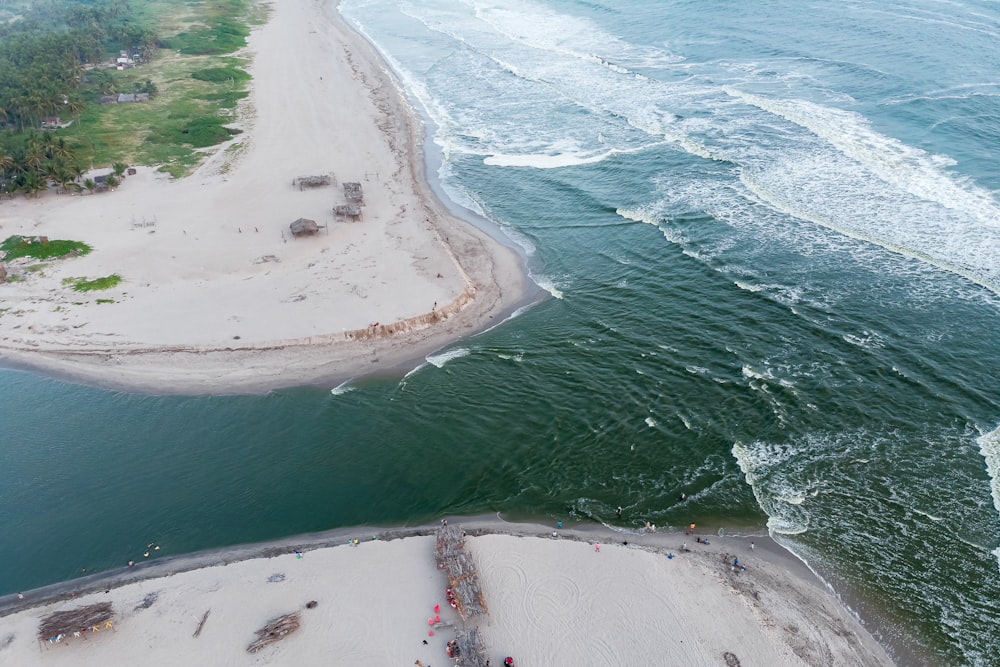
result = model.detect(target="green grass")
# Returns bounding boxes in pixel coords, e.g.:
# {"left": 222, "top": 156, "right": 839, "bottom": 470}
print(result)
{"left": 56, "top": 0, "right": 259, "bottom": 178}
{"left": 96, "top": 298, "right": 116, "bottom": 304}
{"left": 165, "top": 17, "right": 250, "bottom": 55}
{"left": 191, "top": 66, "right": 250, "bottom": 83}
{"left": 66, "top": 274, "right": 123, "bottom": 292}
{"left": 1, "top": 236, "right": 91, "bottom": 261}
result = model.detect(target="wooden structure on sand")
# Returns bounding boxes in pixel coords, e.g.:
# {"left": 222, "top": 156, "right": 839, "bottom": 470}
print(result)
{"left": 435, "top": 523, "right": 487, "bottom": 619}
{"left": 289, "top": 218, "right": 320, "bottom": 237}
{"left": 246, "top": 612, "right": 301, "bottom": 653}
{"left": 343, "top": 181, "right": 363, "bottom": 203}
{"left": 38, "top": 602, "right": 115, "bottom": 646}
{"left": 334, "top": 203, "right": 362, "bottom": 220}
{"left": 294, "top": 175, "right": 333, "bottom": 190}
{"left": 435, "top": 522, "right": 491, "bottom": 667}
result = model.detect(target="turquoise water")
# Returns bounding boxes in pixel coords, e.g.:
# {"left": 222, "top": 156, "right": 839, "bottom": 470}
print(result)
{"left": 3, "top": 0, "right": 1000, "bottom": 663}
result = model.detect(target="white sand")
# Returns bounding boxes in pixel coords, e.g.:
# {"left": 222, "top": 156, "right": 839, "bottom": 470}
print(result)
{"left": 0, "top": 525, "right": 894, "bottom": 666}
{"left": 0, "top": 0, "right": 528, "bottom": 393}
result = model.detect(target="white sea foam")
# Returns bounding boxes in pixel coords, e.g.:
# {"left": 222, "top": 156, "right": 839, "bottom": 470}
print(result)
{"left": 402, "top": 361, "right": 429, "bottom": 379}
{"left": 426, "top": 347, "right": 471, "bottom": 368}
{"left": 484, "top": 149, "right": 614, "bottom": 168}
{"left": 531, "top": 273, "right": 564, "bottom": 299}
{"left": 330, "top": 380, "right": 355, "bottom": 396}
{"left": 644, "top": 416, "right": 657, "bottom": 428}
{"left": 841, "top": 330, "right": 885, "bottom": 350}
{"left": 732, "top": 440, "right": 810, "bottom": 535}
{"left": 976, "top": 424, "right": 1000, "bottom": 573}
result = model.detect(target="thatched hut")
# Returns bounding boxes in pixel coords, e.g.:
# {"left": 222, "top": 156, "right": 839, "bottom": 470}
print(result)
{"left": 334, "top": 203, "right": 362, "bottom": 220}
{"left": 294, "top": 175, "right": 332, "bottom": 190}
{"left": 343, "top": 182, "right": 363, "bottom": 203}
{"left": 289, "top": 218, "right": 320, "bottom": 237}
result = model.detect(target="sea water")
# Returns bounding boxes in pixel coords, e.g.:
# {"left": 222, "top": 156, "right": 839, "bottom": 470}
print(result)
{"left": 2, "top": 1, "right": 1000, "bottom": 663}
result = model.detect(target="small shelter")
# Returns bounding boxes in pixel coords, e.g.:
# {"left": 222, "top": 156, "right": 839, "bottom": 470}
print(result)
{"left": 334, "top": 203, "right": 361, "bottom": 220}
{"left": 294, "top": 175, "right": 332, "bottom": 190}
{"left": 93, "top": 174, "right": 112, "bottom": 192}
{"left": 289, "top": 218, "right": 320, "bottom": 237}
{"left": 343, "top": 182, "right": 363, "bottom": 203}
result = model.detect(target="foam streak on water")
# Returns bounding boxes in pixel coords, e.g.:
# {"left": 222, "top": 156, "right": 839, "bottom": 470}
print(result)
{"left": 977, "top": 424, "right": 1000, "bottom": 572}
{"left": 343, "top": 0, "right": 1000, "bottom": 295}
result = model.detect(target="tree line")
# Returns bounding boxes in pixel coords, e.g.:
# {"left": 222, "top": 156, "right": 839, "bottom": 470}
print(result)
{"left": 0, "top": 0, "right": 158, "bottom": 131}
{"left": 0, "top": 0, "right": 157, "bottom": 195}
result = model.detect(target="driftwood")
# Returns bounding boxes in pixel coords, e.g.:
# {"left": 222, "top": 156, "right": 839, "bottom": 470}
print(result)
{"left": 38, "top": 602, "right": 114, "bottom": 641}
{"left": 193, "top": 610, "right": 210, "bottom": 638}
{"left": 246, "top": 612, "right": 301, "bottom": 653}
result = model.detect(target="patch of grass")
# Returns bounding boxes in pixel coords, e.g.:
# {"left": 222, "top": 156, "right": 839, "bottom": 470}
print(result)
{"left": 27, "top": 263, "right": 49, "bottom": 272}
{"left": 57, "top": 0, "right": 258, "bottom": 177}
{"left": 1, "top": 236, "right": 92, "bottom": 261}
{"left": 191, "top": 66, "right": 250, "bottom": 83}
{"left": 67, "top": 274, "right": 123, "bottom": 292}
{"left": 148, "top": 115, "right": 241, "bottom": 148}
{"left": 96, "top": 298, "right": 116, "bottom": 304}
{"left": 165, "top": 17, "right": 250, "bottom": 55}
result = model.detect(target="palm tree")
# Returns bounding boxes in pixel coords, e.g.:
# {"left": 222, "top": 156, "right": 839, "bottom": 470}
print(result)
{"left": 82, "top": 177, "right": 95, "bottom": 194}
{"left": 112, "top": 161, "right": 127, "bottom": 178}
{"left": 0, "top": 149, "right": 13, "bottom": 176}
{"left": 18, "top": 171, "right": 46, "bottom": 198}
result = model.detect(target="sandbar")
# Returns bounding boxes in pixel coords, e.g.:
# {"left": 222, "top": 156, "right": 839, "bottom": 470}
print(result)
{"left": 0, "top": 519, "right": 894, "bottom": 666}
{"left": 0, "top": 0, "right": 531, "bottom": 394}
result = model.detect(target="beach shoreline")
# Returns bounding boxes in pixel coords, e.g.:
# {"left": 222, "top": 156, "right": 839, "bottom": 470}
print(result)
{"left": 0, "top": 516, "right": 895, "bottom": 666}
{"left": 0, "top": 0, "right": 535, "bottom": 395}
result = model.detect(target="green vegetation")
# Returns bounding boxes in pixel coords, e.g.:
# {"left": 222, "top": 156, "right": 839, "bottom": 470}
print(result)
{"left": 0, "top": 0, "right": 260, "bottom": 182}
{"left": 65, "top": 274, "right": 122, "bottom": 292}
{"left": 96, "top": 298, "right": 115, "bottom": 304}
{"left": 1, "top": 235, "right": 91, "bottom": 261}
{"left": 191, "top": 66, "right": 251, "bottom": 83}
{"left": 165, "top": 17, "right": 249, "bottom": 55}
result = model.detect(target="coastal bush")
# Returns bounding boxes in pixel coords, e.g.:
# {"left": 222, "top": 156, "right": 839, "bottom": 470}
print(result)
{"left": 191, "top": 67, "right": 250, "bottom": 83}
{"left": 150, "top": 116, "right": 240, "bottom": 148}
{"left": 0, "top": 236, "right": 92, "bottom": 261}
{"left": 166, "top": 18, "right": 250, "bottom": 55}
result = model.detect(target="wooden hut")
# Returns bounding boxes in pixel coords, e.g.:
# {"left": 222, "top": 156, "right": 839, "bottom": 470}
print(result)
{"left": 289, "top": 218, "right": 320, "bottom": 237}
{"left": 334, "top": 203, "right": 362, "bottom": 220}
{"left": 343, "top": 182, "right": 363, "bottom": 203}
{"left": 294, "top": 175, "right": 332, "bottom": 190}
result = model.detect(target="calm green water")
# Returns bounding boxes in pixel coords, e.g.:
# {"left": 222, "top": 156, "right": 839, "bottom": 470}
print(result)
{"left": 4, "top": 0, "right": 1000, "bottom": 664}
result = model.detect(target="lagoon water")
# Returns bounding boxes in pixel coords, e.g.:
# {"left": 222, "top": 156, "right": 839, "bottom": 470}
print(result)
{"left": 3, "top": 0, "right": 1000, "bottom": 663}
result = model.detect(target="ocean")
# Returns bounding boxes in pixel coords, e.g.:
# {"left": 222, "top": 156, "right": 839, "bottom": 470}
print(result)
{"left": 3, "top": 0, "right": 999, "bottom": 663}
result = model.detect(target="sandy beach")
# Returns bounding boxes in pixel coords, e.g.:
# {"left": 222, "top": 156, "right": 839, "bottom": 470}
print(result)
{"left": 0, "top": 0, "right": 530, "bottom": 394}
{"left": 0, "top": 519, "right": 894, "bottom": 666}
